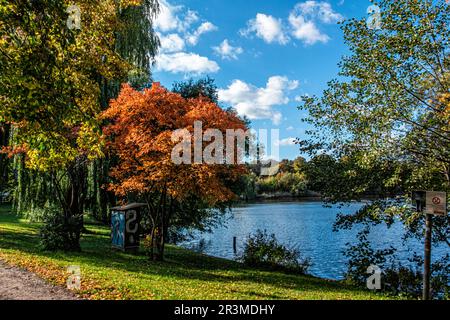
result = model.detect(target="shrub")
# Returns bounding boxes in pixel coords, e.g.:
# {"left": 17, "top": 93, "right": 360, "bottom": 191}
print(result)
{"left": 382, "top": 264, "right": 422, "bottom": 298}
{"left": 39, "top": 206, "right": 83, "bottom": 251}
{"left": 238, "top": 229, "right": 311, "bottom": 274}
{"left": 256, "top": 173, "right": 307, "bottom": 195}
{"left": 344, "top": 228, "right": 450, "bottom": 299}
{"left": 343, "top": 228, "right": 397, "bottom": 285}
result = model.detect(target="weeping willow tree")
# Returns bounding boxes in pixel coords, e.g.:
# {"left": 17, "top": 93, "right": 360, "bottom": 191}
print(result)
{"left": 3, "top": 0, "right": 160, "bottom": 244}
{"left": 88, "top": 0, "right": 161, "bottom": 223}
{"left": 0, "top": 122, "right": 9, "bottom": 194}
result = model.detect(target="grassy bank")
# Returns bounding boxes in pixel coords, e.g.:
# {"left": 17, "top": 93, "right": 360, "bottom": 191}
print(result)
{"left": 0, "top": 205, "right": 390, "bottom": 300}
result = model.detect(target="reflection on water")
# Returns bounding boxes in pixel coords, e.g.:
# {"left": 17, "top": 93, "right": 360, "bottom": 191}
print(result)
{"left": 181, "top": 201, "right": 448, "bottom": 280}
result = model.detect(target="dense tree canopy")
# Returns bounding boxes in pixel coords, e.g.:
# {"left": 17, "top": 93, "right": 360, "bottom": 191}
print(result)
{"left": 0, "top": 0, "right": 160, "bottom": 250}
{"left": 102, "top": 83, "right": 248, "bottom": 259}
{"left": 300, "top": 0, "right": 449, "bottom": 198}
{"left": 0, "top": 0, "right": 136, "bottom": 170}
{"left": 298, "top": 0, "right": 449, "bottom": 294}
{"left": 172, "top": 77, "right": 219, "bottom": 103}
{"left": 300, "top": 0, "right": 449, "bottom": 186}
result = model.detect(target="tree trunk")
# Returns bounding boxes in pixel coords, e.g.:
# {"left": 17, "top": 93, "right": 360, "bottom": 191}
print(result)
{"left": 144, "top": 193, "right": 172, "bottom": 262}
{"left": 100, "top": 157, "right": 110, "bottom": 224}
{"left": 153, "top": 226, "right": 163, "bottom": 261}
{"left": 52, "top": 157, "right": 88, "bottom": 251}
{"left": 152, "top": 193, "right": 172, "bottom": 261}
{"left": 152, "top": 218, "right": 165, "bottom": 261}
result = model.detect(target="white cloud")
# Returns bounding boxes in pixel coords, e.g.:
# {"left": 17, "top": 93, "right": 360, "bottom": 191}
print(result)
{"left": 240, "top": 2, "right": 343, "bottom": 46}
{"left": 155, "top": 0, "right": 216, "bottom": 46}
{"left": 286, "top": 126, "right": 295, "bottom": 131}
{"left": 275, "top": 137, "right": 297, "bottom": 146}
{"left": 187, "top": 22, "right": 218, "bottom": 45}
{"left": 154, "top": 0, "right": 179, "bottom": 32}
{"left": 241, "top": 13, "right": 289, "bottom": 45}
{"left": 289, "top": 1, "right": 343, "bottom": 45}
{"left": 154, "top": 0, "right": 199, "bottom": 33}
{"left": 154, "top": 1, "right": 219, "bottom": 75}
{"left": 183, "top": 10, "right": 200, "bottom": 28}
{"left": 218, "top": 76, "right": 299, "bottom": 125}
{"left": 213, "top": 39, "right": 243, "bottom": 60}
{"left": 296, "top": 1, "right": 343, "bottom": 23}
{"left": 159, "top": 33, "right": 185, "bottom": 53}
{"left": 289, "top": 14, "right": 329, "bottom": 45}
{"left": 156, "top": 52, "right": 220, "bottom": 74}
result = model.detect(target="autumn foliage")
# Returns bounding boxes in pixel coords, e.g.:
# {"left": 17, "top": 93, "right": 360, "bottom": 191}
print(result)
{"left": 102, "top": 83, "right": 248, "bottom": 259}
{"left": 0, "top": 0, "right": 152, "bottom": 251}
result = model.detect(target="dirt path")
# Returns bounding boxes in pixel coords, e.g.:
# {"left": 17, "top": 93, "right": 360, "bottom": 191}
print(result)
{"left": 0, "top": 261, "right": 80, "bottom": 300}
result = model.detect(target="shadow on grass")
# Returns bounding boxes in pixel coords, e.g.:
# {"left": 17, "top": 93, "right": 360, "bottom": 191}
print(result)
{"left": 0, "top": 207, "right": 362, "bottom": 297}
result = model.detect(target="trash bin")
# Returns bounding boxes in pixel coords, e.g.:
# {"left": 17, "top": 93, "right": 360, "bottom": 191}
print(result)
{"left": 111, "top": 203, "right": 146, "bottom": 252}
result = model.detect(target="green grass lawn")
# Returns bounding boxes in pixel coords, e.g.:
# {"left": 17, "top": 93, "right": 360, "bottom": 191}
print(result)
{"left": 0, "top": 204, "right": 391, "bottom": 300}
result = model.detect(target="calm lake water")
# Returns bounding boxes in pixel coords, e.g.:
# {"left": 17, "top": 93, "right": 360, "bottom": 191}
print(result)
{"left": 181, "top": 201, "right": 448, "bottom": 280}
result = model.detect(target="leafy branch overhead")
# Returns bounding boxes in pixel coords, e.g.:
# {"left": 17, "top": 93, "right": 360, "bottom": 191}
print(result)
{"left": 300, "top": 0, "right": 449, "bottom": 166}
{"left": 0, "top": 0, "right": 150, "bottom": 171}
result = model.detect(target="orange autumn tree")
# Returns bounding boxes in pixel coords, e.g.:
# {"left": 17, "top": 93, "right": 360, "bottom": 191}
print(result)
{"left": 102, "top": 83, "right": 248, "bottom": 260}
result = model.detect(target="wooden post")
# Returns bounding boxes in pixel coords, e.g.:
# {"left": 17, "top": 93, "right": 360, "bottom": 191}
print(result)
{"left": 413, "top": 190, "right": 447, "bottom": 300}
{"left": 423, "top": 213, "right": 432, "bottom": 300}
{"left": 233, "top": 236, "right": 237, "bottom": 254}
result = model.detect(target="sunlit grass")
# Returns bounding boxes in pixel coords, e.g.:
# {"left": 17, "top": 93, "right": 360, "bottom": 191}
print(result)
{"left": 0, "top": 204, "right": 393, "bottom": 300}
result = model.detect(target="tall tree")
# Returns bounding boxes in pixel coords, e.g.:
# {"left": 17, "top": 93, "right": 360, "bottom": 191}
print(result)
{"left": 103, "top": 83, "right": 248, "bottom": 260}
{"left": 300, "top": 0, "right": 449, "bottom": 180}
{"left": 0, "top": 0, "right": 151, "bottom": 250}
{"left": 299, "top": 0, "right": 449, "bottom": 249}
{"left": 90, "top": 0, "right": 160, "bottom": 223}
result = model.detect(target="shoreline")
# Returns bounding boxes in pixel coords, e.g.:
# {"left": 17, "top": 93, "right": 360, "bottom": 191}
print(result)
{"left": 238, "top": 193, "right": 387, "bottom": 204}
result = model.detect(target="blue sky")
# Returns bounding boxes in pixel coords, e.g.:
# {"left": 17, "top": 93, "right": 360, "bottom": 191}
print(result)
{"left": 152, "top": 0, "right": 374, "bottom": 160}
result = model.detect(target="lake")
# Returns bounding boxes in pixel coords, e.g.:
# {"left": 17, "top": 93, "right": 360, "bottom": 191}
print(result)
{"left": 181, "top": 201, "right": 448, "bottom": 280}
